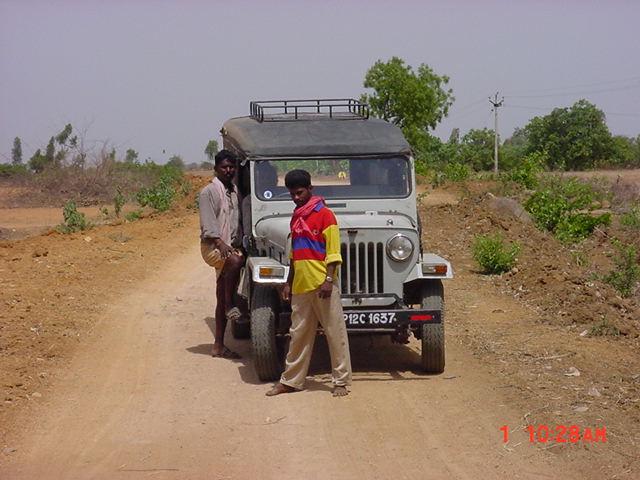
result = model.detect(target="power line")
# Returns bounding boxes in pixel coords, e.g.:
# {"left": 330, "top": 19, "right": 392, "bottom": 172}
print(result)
{"left": 503, "top": 104, "right": 640, "bottom": 117}
{"left": 452, "top": 97, "right": 487, "bottom": 113}
{"left": 503, "top": 74, "right": 640, "bottom": 96}
{"left": 504, "top": 82, "right": 640, "bottom": 99}
{"left": 446, "top": 101, "right": 488, "bottom": 121}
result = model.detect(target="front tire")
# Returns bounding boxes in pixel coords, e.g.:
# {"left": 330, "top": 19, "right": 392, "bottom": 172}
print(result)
{"left": 250, "top": 285, "right": 282, "bottom": 381}
{"left": 420, "top": 280, "right": 445, "bottom": 373}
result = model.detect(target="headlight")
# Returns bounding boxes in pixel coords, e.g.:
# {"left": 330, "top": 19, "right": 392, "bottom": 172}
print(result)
{"left": 386, "top": 234, "right": 414, "bottom": 262}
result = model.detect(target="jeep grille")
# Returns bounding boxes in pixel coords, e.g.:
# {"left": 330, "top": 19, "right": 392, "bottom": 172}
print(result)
{"left": 339, "top": 242, "right": 384, "bottom": 294}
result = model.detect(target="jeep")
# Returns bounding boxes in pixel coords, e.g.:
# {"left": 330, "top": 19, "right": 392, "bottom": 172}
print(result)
{"left": 221, "top": 99, "right": 452, "bottom": 381}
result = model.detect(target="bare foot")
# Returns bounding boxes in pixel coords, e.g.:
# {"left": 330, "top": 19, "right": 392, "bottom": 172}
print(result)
{"left": 332, "top": 386, "right": 349, "bottom": 397}
{"left": 266, "top": 383, "right": 296, "bottom": 396}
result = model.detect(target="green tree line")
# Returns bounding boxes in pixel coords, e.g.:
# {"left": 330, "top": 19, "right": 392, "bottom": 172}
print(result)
{"left": 361, "top": 57, "right": 640, "bottom": 172}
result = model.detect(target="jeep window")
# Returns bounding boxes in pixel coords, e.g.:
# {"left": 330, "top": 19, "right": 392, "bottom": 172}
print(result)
{"left": 254, "top": 157, "right": 410, "bottom": 200}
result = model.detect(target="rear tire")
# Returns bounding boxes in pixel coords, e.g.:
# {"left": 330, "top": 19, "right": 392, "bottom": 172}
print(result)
{"left": 420, "top": 280, "right": 445, "bottom": 373}
{"left": 250, "top": 285, "right": 282, "bottom": 381}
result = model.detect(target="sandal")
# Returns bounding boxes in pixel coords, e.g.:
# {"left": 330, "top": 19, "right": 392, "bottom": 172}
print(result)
{"left": 211, "top": 346, "right": 241, "bottom": 359}
{"left": 225, "top": 307, "right": 242, "bottom": 322}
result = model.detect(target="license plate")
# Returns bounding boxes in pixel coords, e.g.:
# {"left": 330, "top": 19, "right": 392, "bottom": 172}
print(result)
{"left": 343, "top": 309, "right": 442, "bottom": 328}
{"left": 344, "top": 311, "right": 397, "bottom": 327}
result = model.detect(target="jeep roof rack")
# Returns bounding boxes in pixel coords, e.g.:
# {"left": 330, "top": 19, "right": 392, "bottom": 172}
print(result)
{"left": 249, "top": 98, "right": 369, "bottom": 122}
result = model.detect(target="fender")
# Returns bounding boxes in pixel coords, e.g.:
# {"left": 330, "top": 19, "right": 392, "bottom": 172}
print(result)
{"left": 247, "top": 256, "right": 290, "bottom": 284}
{"left": 403, "top": 253, "right": 454, "bottom": 284}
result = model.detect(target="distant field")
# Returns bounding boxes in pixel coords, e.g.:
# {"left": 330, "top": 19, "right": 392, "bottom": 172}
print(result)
{"left": 560, "top": 169, "right": 640, "bottom": 205}
{"left": 560, "top": 168, "right": 640, "bottom": 184}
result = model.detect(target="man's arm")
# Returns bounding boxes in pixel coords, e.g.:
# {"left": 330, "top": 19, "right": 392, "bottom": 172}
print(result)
{"left": 318, "top": 212, "right": 342, "bottom": 299}
{"left": 318, "top": 261, "right": 339, "bottom": 299}
{"left": 281, "top": 263, "right": 294, "bottom": 302}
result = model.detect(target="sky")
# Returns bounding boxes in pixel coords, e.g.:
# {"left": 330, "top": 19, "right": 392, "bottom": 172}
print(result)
{"left": 1, "top": 0, "right": 639, "bottom": 165}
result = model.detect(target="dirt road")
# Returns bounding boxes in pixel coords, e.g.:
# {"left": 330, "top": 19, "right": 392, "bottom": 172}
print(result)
{"left": 3, "top": 236, "right": 596, "bottom": 480}
{"left": 3, "top": 175, "right": 637, "bottom": 479}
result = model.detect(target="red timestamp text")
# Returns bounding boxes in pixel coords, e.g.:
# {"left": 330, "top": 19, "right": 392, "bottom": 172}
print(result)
{"left": 500, "top": 425, "right": 607, "bottom": 444}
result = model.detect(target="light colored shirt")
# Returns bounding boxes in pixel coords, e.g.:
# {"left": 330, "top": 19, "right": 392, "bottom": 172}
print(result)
{"left": 199, "top": 177, "right": 240, "bottom": 247}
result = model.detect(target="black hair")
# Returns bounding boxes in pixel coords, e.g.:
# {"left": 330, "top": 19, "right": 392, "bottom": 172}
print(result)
{"left": 214, "top": 149, "right": 237, "bottom": 166}
{"left": 256, "top": 161, "right": 278, "bottom": 186}
{"left": 284, "top": 169, "right": 311, "bottom": 189}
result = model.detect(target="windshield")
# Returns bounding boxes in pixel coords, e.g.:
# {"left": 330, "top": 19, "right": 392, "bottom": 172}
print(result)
{"left": 253, "top": 157, "right": 410, "bottom": 201}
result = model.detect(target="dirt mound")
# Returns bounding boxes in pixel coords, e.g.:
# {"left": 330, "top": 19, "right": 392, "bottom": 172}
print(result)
{"left": 427, "top": 193, "right": 639, "bottom": 336}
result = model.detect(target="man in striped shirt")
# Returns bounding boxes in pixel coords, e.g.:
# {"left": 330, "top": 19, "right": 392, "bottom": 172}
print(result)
{"left": 266, "top": 169, "right": 352, "bottom": 397}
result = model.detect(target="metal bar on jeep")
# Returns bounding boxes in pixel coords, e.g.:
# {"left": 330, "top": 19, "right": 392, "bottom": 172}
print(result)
{"left": 249, "top": 99, "right": 369, "bottom": 122}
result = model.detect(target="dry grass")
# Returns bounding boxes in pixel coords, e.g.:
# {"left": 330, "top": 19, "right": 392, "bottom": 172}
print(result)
{"left": 560, "top": 169, "right": 640, "bottom": 207}
{"left": 0, "top": 158, "right": 180, "bottom": 208}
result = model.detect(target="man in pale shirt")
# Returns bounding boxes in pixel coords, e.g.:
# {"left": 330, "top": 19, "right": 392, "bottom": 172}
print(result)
{"left": 199, "top": 149, "right": 244, "bottom": 359}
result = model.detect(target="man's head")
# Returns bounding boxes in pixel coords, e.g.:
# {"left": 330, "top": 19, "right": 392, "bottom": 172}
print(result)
{"left": 214, "top": 149, "right": 237, "bottom": 187}
{"left": 284, "top": 169, "right": 313, "bottom": 207}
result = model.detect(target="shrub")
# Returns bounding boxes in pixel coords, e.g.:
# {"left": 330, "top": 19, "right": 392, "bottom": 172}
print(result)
{"left": 443, "top": 162, "right": 471, "bottom": 182}
{"left": 57, "top": 200, "right": 90, "bottom": 233}
{"left": 415, "top": 158, "right": 429, "bottom": 177}
{"left": 524, "top": 177, "right": 610, "bottom": 243}
{"left": 113, "top": 187, "right": 125, "bottom": 217}
{"left": 602, "top": 240, "right": 640, "bottom": 298}
{"left": 430, "top": 162, "right": 471, "bottom": 187}
{"left": 472, "top": 233, "right": 520, "bottom": 274}
{"left": 125, "top": 209, "right": 143, "bottom": 221}
{"left": 179, "top": 179, "right": 192, "bottom": 196}
{"left": 136, "top": 166, "right": 182, "bottom": 212}
{"left": 524, "top": 189, "right": 569, "bottom": 231}
{"left": 0, "top": 163, "right": 28, "bottom": 177}
{"left": 589, "top": 317, "right": 621, "bottom": 337}
{"left": 502, "top": 152, "right": 546, "bottom": 189}
{"left": 555, "top": 212, "right": 611, "bottom": 244}
{"left": 620, "top": 205, "right": 640, "bottom": 229}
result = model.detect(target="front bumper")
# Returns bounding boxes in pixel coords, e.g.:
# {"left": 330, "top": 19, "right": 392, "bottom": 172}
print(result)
{"left": 277, "top": 308, "right": 441, "bottom": 334}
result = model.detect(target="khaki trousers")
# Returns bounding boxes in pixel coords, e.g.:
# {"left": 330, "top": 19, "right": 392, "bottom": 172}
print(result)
{"left": 200, "top": 241, "right": 225, "bottom": 275}
{"left": 280, "top": 285, "right": 352, "bottom": 390}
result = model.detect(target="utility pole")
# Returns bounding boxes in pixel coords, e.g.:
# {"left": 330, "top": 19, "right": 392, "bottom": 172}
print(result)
{"left": 489, "top": 92, "right": 504, "bottom": 174}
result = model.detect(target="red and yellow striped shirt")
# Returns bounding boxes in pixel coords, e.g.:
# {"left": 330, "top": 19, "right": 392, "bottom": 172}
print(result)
{"left": 290, "top": 203, "right": 342, "bottom": 294}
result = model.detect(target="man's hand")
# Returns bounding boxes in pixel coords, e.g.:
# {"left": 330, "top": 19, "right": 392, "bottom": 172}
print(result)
{"left": 281, "top": 283, "right": 291, "bottom": 302}
{"left": 318, "top": 280, "right": 333, "bottom": 299}
{"left": 215, "top": 239, "right": 234, "bottom": 259}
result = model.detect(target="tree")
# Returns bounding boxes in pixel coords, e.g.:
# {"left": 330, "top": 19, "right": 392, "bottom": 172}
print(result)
{"left": 167, "top": 155, "right": 185, "bottom": 170}
{"left": 45, "top": 137, "right": 55, "bottom": 163}
{"left": 125, "top": 148, "right": 139, "bottom": 163}
{"left": 55, "top": 124, "right": 73, "bottom": 145}
{"left": 12, "top": 137, "right": 22, "bottom": 165}
{"left": 361, "top": 56, "right": 454, "bottom": 150}
{"left": 28, "top": 149, "right": 47, "bottom": 173}
{"left": 459, "top": 128, "right": 495, "bottom": 171}
{"left": 205, "top": 140, "right": 219, "bottom": 161}
{"left": 500, "top": 128, "right": 529, "bottom": 171}
{"left": 524, "top": 99, "right": 614, "bottom": 170}
{"left": 448, "top": 128, "right": 460, "bottom": 145}
{"left": 201, "top": 161, "right": 214, "bottom": 170}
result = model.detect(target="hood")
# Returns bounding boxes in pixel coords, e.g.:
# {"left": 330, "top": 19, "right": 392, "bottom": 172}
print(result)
{"left": 254, "top": 216, "right": 291, "bottom": 252}
{"left": 254, "top": 211, "right": 417, "bottom": 252}
{"left": 335, "top": 212, "right": 416, "bottom": 231}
